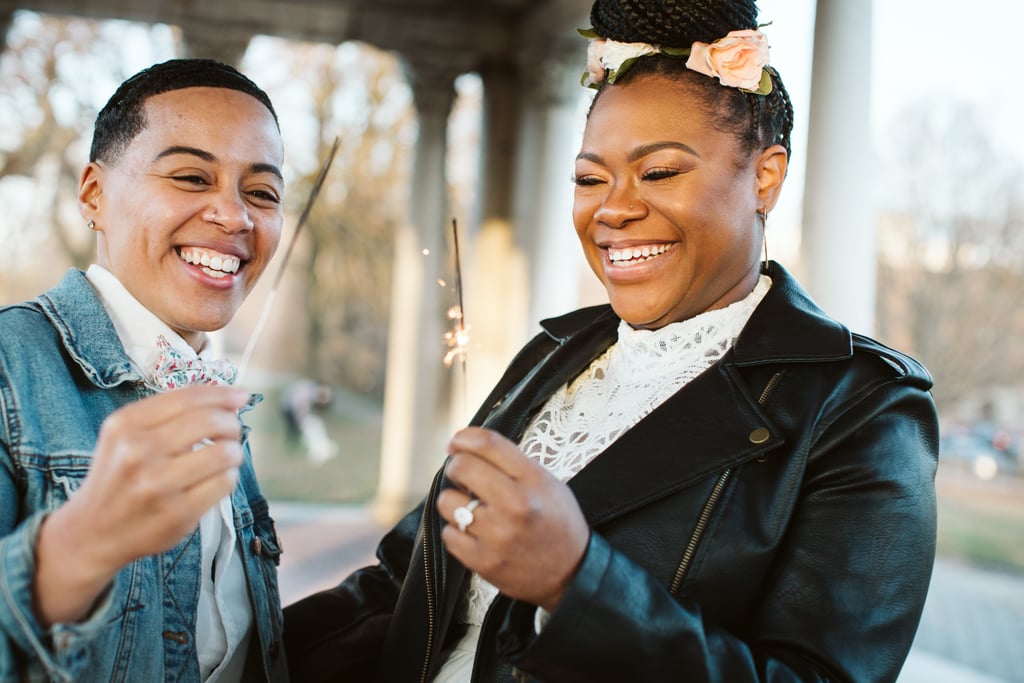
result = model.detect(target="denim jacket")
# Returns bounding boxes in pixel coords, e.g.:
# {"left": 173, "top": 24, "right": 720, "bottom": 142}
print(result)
{"left": 0, "top": 269, "right": 288, "bottom": 682}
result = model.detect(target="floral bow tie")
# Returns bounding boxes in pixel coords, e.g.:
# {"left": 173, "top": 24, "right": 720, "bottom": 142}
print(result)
{"left": 151, "top": 335, "right": 238, "bottom": 390}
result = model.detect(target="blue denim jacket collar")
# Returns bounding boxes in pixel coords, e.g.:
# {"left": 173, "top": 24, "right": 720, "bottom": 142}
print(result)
{"left": 35, "top": 268, "right": 144, "bottom": 389}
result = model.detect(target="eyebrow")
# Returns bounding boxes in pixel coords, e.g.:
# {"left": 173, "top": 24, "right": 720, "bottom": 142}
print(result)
{"left": 576, "top": 140, "right": 701, "bottom": 165}
{"left": 153, "top": 145, "right": 284, "bottom": 180}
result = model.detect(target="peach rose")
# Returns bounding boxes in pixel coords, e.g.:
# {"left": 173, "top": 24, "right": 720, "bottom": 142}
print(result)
{"left": 685, "top": 29, "right": 768, "bottom": 91}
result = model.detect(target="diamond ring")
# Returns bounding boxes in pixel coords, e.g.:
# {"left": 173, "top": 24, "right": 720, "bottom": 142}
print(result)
{"left": 453, "top": 498, "right": 480, "bottom": 533}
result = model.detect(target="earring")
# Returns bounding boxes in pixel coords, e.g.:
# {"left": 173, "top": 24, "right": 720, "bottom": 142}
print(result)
{"left": 87, "top": 220, "right": 96, "bottom": 231}
{"left": 759, "top": 207, "right": 769, "bottom": 263}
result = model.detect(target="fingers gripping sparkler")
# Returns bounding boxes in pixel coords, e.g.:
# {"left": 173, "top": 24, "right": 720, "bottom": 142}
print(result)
{"left": 237, "top": 137, "right": 341, "bottom": 383}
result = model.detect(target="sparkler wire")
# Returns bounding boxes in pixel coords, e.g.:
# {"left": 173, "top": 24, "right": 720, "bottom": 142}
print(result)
{"left": 237, "top": 137, "right": 340, "bottom": 381}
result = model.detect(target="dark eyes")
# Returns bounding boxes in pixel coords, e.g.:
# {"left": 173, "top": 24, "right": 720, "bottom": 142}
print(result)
{"left": 571, "top": 167, "right": 681, "bottom": 186}
{"left": 642, "top": 168, "right": 680, "bottom": 181}
{"left": 571, "top": 174, "right": 603, "bottom": 187}
{"left": 171, "top": 175, "right": 279, "bottom": 205}
{"left": 248, "top": 189, "right": 281, "bottom": 204}
{"left": 173, "top": 174, "right": 209, "bottom": 186}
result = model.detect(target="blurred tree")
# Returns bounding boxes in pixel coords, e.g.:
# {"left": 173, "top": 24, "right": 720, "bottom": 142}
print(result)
{"left": 875, "top": 101, "right": 1024, "bottom": 415}
{"left": 0, "top": 11, "right": 176, "bottom": 287}
{"left": 248, "top": 39, "right": 416, "bottom": 396}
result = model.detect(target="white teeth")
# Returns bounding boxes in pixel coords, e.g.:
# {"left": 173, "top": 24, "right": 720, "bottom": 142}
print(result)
{"left": 609, "top": 244, "right": 670, "bottom": 263}
{"left": 178, "top": 247, "right": 240, "bottom": 274}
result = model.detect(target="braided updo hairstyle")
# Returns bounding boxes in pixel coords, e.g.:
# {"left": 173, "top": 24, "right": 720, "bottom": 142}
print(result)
{"left": 588, "top": 0, "right": 794, "bottom": 160}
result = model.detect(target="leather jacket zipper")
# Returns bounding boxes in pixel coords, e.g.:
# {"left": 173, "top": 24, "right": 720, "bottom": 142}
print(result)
{"left": 758, "top": 371, "right": 784, "bottom": 405}
{"left": 419, "top": 512, "right": 437, "bottom": 683}
{"left": 669, "top": 468, "right": 732, "bottom": 594}
{"left": 670, "top": 371, "right": 783, "bottom": 594}
{"left": 419, "top": 464, "right": 451, "bottom": 683}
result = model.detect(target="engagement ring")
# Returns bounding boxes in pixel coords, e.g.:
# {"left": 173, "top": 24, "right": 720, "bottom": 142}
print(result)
{"left": 454, "top": 498, "right": 480, "bottom": 532}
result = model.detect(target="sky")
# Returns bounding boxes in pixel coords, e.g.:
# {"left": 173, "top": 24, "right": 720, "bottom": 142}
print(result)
{"left": 758, "top": 0, "right": 1024, "bottom": 159}
{"left": 723, "top": 0, "right": 1024, "bottom": 262}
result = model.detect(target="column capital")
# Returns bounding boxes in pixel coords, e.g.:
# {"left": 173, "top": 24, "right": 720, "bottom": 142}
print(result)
{"left": 1, "top": 9, "right": 14, "bottom": 48}
{"left": 518, "top": 35, "right": 585, "bottom": 106}
{"left": 179, "top": 25, "right": 253, "bottom": 66}
{"left": 402, "top": 57, "right": 462, "bottom": 118}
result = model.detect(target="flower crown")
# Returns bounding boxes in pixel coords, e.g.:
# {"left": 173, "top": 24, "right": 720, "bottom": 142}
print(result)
{"left": 578, "top": 27, "right": 772, "bottom": 95}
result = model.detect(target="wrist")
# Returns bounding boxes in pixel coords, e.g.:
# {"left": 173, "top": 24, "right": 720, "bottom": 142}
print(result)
{"left": 33, "top": 505, "right": 119, "bottom": 626}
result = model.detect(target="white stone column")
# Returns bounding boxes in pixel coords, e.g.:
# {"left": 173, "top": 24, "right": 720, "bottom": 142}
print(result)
{"left": 463, "top": 61, "right": 531, "bottom": 416}
{"left": 514, "top": 40, "right": 591, "bottom": 331}
{"left": 800, "top": 0, "right": 875, "bottom": 334}
{"left": 374, "top": 62, "right": 457, "bottom": 524}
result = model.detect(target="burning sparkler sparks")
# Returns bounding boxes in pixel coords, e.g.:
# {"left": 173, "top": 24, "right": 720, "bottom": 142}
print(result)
{"left": 442, "top": 218, "right": 470, "bottom": 370}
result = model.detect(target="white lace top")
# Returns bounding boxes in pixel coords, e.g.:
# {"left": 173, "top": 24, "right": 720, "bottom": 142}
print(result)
{"left": 431, "top": 275, "right": 771, "bottom": 682}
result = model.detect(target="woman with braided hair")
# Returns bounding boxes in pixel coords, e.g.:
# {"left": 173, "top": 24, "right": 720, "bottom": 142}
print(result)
{"left": 284, "top": 0, "right": 939, "bottom": 680}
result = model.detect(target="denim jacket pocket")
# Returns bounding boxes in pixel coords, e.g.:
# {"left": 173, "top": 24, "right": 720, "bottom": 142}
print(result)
{"left": 19, "top": 454, "right": 91, "bottom": 512}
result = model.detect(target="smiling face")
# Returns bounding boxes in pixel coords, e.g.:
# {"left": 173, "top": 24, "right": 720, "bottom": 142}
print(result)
{"left": 78, "top": 86, "right": 284, "bottom": 349}
{"left": 572, "top": 72, "right": 787, "bottom": 329}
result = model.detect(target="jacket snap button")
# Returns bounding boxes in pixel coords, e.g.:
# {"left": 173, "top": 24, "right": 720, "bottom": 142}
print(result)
{"left": 251, "top": 537, "right": 262, "bottom": 555}
{"left": 749, "top": 427, "right": 770, "bottom": 444}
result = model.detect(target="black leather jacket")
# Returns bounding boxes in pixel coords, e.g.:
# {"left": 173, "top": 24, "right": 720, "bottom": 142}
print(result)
{"left": 285, "top": 262, "right": 939, "bottom": 683}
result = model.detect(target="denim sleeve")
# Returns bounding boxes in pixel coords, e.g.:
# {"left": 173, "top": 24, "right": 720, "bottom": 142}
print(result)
{"left": 0, "top": 462, "right": 116, "bottom": 682}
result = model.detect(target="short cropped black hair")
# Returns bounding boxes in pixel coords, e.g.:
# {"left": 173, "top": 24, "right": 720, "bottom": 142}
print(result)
{"left": 89, "top": 58, "right": 279, "bottom": 164}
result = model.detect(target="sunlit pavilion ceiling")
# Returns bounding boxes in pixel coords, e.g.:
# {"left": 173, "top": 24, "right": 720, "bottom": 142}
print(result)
{"left": 0, "top": 0, "right": 593, "bottom": 76}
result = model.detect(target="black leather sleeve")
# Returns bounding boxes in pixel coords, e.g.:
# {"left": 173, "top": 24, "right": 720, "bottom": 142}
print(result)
{"left": 282, "top": 501, "right": 424, "bottom": 682}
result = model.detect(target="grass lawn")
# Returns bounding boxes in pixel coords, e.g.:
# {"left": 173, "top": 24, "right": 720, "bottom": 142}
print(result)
{"left": 246, "top": 380, "right": 383, "bottom": 504}
{"left": 935, "top": 464, "right": 1024, "bottom": 574}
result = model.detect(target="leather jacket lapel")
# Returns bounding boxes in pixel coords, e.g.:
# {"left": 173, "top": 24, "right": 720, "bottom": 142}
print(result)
{"left": 479, "top": 308, "right": 619, "bottom": 443}
{"left": 567, "top": 359, "right": 783, "bottom": 527}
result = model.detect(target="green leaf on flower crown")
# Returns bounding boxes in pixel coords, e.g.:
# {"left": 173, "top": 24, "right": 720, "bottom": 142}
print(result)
{"left": 581, "top": 70, "right": 599, "bottom": 89}
{"left": 607, "top": 56, "right": 643, "bottom": 84}
{"left": 577, "top": 27, "right": 599, "bottom": 39}
{"left": 741, "top": 68, "right": 774, "bottom": 96}
{"left": 661, "top": 46, "right": 692, "bottom": 58}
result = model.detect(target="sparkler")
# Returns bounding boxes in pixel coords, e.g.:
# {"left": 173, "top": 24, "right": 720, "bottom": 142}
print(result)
{"left": 237, "top": 137, "right": 340, "bottom": 382}
{"left": 442, "top": 218, "right": 470, "bottom": 417}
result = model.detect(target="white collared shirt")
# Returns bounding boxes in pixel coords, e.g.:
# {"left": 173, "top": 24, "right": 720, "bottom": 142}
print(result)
{"left": 86, "top": 264, "right": 253, "bottom": 682}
